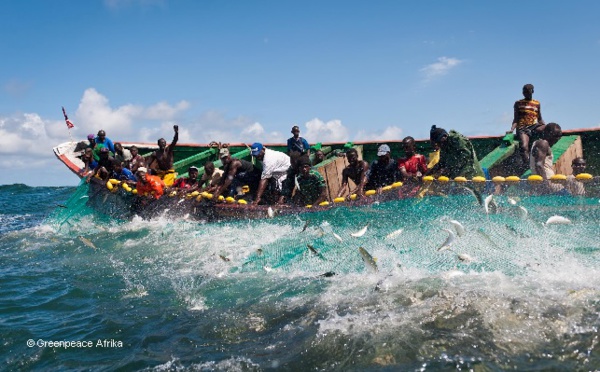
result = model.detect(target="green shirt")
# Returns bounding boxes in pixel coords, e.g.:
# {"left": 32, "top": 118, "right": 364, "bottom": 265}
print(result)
{"left": 437, "top": 130, "right": 484, "bottom": 179}
{"left": 295, "top": 169, "right": 326, "bottom": 205}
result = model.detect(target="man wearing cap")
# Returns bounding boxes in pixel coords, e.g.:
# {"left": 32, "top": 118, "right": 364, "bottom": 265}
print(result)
{"left": 213, "top": 147, "right": 259, "bottom": 200}
{"left": 173, "top": 166, "right": 201, "bottom": 191}
{"left": 336, "top": 148, "right": 369, "bottom": 200}
{"left": 427, "top": 125, "right": 484, "bottom": 179}
{"left": 287, "top": 125, "right": 311, "bottom": 171}
{"left": 292, "top": 157, "right": 328, "bottom": 206}
{"left": 135, "top": 167, "right": 166, "bottom": 199}
{"left": 365, "top": 144, "right": 399, "bottom": 193}
{"left": 199, "top": 161, "right": 224, "bottom": 193}
{"left": 251, "top": 143, "right": 291, "bottom": 205}
{"left": 146, "top": 125, "right": 179, "bottom": 187}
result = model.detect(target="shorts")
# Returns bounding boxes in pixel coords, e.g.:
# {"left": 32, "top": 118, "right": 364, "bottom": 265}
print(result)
{"left": 157, "top": 169, "right": 177, "bottom": 187}
{"left": 516, "top": 123, "right": 543, "bottom": 138}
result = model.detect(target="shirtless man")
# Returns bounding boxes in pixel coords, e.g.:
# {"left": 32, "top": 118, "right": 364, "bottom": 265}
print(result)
{"left": 146, "top": 125, "right": 178, "bottom": 186}
{"left": 212, "top": 148, "right": 259, "bottom": 200}
{"left": 336, "top": 148, "right": 369, "bottom": 200}
{"left": 508, "top": 84, "right": 546, "bottom": 164}
{"left": 530, "top": 123, "right": 563, "bottom": 193}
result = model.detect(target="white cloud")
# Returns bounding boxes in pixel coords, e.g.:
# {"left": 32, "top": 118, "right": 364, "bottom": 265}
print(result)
{"left": 304, "top": 118, "right": 350, "bottom": 143}
{"left": 420, "top": 57, "right": 463, "bottom": 82}
{"left": 354, "top": 126, "right": 403, "bottom": 142}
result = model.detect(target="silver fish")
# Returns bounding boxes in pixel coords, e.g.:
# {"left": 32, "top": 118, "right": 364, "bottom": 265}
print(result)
{"left": 267, "top": 207, "right": 275, "bottom": 218}
{"left": 219, "top": 254, "right": 231, "bottom": 262}
{"left": 332, "top": 232, "right": 343, "bottom": 242}
{"left": 457, "top": 253, "right": 473, "bottom": 263}
{"left": 351, "top": 223, "right": 369, "bottom": 237}
{"left": 385, "top": 228, "right": 403, "bottom": 239}
{"left": 484, "top": 194, "right": 494, "bottom": 214}
{"left": 517, "top": 205, "right": 528, "bottom": 219}
{"left": 78, "top": 236, "right": 97, "bottom": 250}
{"left": 358, "top": 247, "right": 378, "bottom": 273}
{"left": 544, "top": 215, "right": 572, "bottom": 225}
{"left": 449, "top": 220, "right": 465, "bottom": 236}
{"left": 294, "top": 175, "right": 301, "bottom": 192}
{"left": 437, "top": 229, "right": 456, "bottom": 251}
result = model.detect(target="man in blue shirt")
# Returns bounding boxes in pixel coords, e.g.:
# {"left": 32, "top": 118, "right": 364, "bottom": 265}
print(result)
{"left": 95, "top": 130, "right": 115, "bottom": 154}
{"left": 287, "top": 125, "right": 310, "bottom": 173}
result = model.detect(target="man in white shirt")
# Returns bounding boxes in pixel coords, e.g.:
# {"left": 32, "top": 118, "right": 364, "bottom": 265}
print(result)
{"left": 250, "top": 142, "right": 291, "bottom": 205}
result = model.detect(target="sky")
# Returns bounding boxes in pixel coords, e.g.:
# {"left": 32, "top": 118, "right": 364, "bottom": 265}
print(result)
{"left": 1, "top": 0, "right": 599, "bottom": 186}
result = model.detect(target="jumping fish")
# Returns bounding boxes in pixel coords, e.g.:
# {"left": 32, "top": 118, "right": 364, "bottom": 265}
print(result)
{"left": 301, "top": 220, "right": 310, "bottom": 232}
{"left": 449, "top": 220, "right": 465, "bottom": 236}
{"left": 332, "top": 232, "right": 343, "bottom": 242}
{"left": 294, "top": 175, "right": 301, "bottom": 192}
{"left": 358, "top": 247, "right": 378, "bottom": 273}
{"left": 517, "top": 205, "right": 528, "bottom": 219}
{"left": 219, "top": 254, "right": 231, "bottom": 262}
{"left": 307, "top": 244, "right": 326, "bottom": 260}
{"left": 544, "top": 215, "right": 572, "bottom": 225}
{"left": 484, "top": 194, "right": 494, "bottom": 214}
{"left": 508, "top": 197, "right": 518, "bottom": 205}
{"left": 267, "top": 207, "right": 275, "bottom": 218}
{"left": 385, "top": 228, "right": 403, "bottom": 239}
{"left": 457, "top": 253, "right": 473, "bottom": 263}
{"left": 437, "top": 229, "right": 456, "bottom": 252}
{"left": 78, "top": 236, "right": 97, "bottom": 250}
{"left": 351, "top": 223, "right": 370, "bottom": 237}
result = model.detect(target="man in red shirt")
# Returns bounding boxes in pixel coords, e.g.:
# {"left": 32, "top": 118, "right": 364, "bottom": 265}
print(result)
{"left": 397, "top": 136, "right": 427, "bottom": 182}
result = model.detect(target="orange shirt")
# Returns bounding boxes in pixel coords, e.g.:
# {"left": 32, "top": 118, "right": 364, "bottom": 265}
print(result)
{"left": 136, "top": 174, "right": 166, "bottom": 199}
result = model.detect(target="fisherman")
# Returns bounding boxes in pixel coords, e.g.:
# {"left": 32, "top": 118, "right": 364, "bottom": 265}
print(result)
{"left": 172, "top": 166, "right": 201, "bottom": 191}
{"left": 79, "top": 147, "right": 98, "bottom": 176}
{"left": 530, "top": 123, "right": 564, "bottom": 193}
{"left": 213, "top": 147, "right": 259, "bottom": 200}
{"left": 251, "top": 143, "right": 291, "bottom": 205}
{"left": 86, "top": 147, "right": 115, "bottom": 183}
{"left": 110, "top": 159, "right": 137, "bottom": 183}
{"left": 135, "top": 167, "right": 165, "bottom": 199}
{"left": 566, "top": 157, "right": 586, "bottom": 196}
{"left": 114, "top": 142, "right": 132, "bottom": 166}
{"left": 199, "top": 161, "right": 223, "bottom": 193}
{"left": 312, "top": 149, "right": 325, "bottom": 166}
{"left": 336, "top": 148, "right": 369, "bottom": 200}
{"left": 507, "top": 84, "right": 546, "bottom": 165}
{"left": 127, "top": 145, "right": 145, "bottom": 173}
{"left": 397, "top": 137, "right": 428, "bottom": 182}
{"left": 95, "top": 130, "right": 116, "bottom": 154}
{"left": 287, "top": 125, "right": 310, "bottom": 159}
{"left": 292, "top": 157, "right": 328, "bottom": 206}
{"left": 146, "top": 125, "right": 178, "bottom": 187}
{"left": 365, "top": 144, "right": 398, "bottom": 193}
{"left": 427, "top": 125, "right": 484, "bottom": 179}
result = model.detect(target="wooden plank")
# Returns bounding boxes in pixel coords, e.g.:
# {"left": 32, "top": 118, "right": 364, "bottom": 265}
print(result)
{"left": 554, "top": 136, "right": 583, "bottom": 175}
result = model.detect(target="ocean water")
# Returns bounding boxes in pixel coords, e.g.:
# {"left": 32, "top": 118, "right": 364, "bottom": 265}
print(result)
{"left": 2, "top": 182, "right": 600, "bottom": 371}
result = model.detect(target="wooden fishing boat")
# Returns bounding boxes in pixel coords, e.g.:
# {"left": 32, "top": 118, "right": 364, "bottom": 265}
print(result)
{"left": 53, "top": 128, "right": 600, "bottom": 221}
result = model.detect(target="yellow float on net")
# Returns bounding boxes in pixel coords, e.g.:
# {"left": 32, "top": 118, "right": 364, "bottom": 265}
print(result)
{"left": 132, "top": 189, "right": 138, "bottom": 195}
{"left": 381, "top": 185, "right": 393, "bottom": 192}
{"left": 319, "top": 201, "right": 330, "bottom": 206}
{"left": 492, "top": 176, "right": 506, "bottom": 183}
{"left": 365, "top": 189, "right": 377, "bottom": 196}
{"left": 334, "top": 197, "right": 346, "bottom": 203}
{"left": 472, "top": 176, "right": 486, "bottom": 183}
{"left": 391, "top": 181, "right": 403, "bottom": 188}
{"left": 422, "top": 176, "right": 434, "bottom": 183}
{"left": 190, "top": 191, "right": 200, "bottom": 197}
{"left": 527, "top": 174, "right": 544, "bottom": 183}
{"left": 225, "top": 196, "right": 235, "bottom": 204}
{"left": 108, "top": 178, "right": 120, "bottom": 185}
{"left": 122, "top": 184, "right": 132, "bottom": 192}
{"left": 196, "top": 195, "right": 203, "bottom": 202}
{"left": 305, "top": 204, "right": 312, "bottom": 208}
{"left": 242, "top": 185, "right": 250, "bottom": 193}
{"left": 106, "top": 181, "right": 114, "bottom": 190}
{"left": 505, "top": 176, "right": 520, "bottom": 183}
{"left": 169, "top": 191, "right": 178, "bottom": 197}
{"left": 454, "top": 176, "right": 467, "bottom": 183}
{"left": 203, "top": 193, "right": 213, "bottom": 200}
{"left": 237, "top": 199, "right": 247, "bottom": 205}
{"left": 550, "top": 174, "right": 567, "bottom": 183}
{"left": 576, "top": 173, "right": 593, "bottom": 182}
{"left": 437, "top": 176, "right": 449, "bottom": 183}
{"left": 350, "top": 194, "right": 358, "bottom": 200}
{"left": 217, "top": 195, "right": 225, "bottom": 201}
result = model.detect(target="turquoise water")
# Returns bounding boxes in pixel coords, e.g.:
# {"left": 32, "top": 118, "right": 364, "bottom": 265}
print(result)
{"left": 2, "top": 183, "right": 600, "bottom": 370}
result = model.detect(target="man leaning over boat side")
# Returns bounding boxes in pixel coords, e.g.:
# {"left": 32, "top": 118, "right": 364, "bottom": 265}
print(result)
{"left": 135, "top": 167, "right": 166, "bottom": 199}
{"left": 529, "top": 123, "right": 565, "bottom": 194}
{"left": 507, "top": 84, "right": 546, "bottom": 166}
{"left": 146, "top": 125, "right": 179, "bottom": 187}
{"left": 86, "top": 147, "right": 115, "bottom": 183}
{"left": 336, "top": 148, "right": 369, "bottom": 201}
{"left": 212, "top": 148, "right": 259, "bottom": 201}
{"left": 172, "top": 166, "right": 201, "bottom": 192}
{"left": 427, "top": 125, "right": 484, "bottom": 179}
{"left": 251, "top": 143, "right": 291, "bottom": 205}
{"left": 199, "top": 161, "right": 223, "bottom": 193}
{"left": 566, "top": 157, "right": 587, "bottom": 196}
{"left": 365, "top": 144, "right": 399, "bottom": 193}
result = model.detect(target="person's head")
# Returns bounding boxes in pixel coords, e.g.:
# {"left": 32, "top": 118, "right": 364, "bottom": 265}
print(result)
{"left": 346, "top": 148, "right": 359, "bottom": 165}
{"left": 130, "top": 145, "right": 138, "bottom": 156}
{"left": 522, "top": 84, "right": 534, "bottom": 100}
{"left": 136, "top": 167, "right": 148, "bottom": 182}
{"left": 204, "top": 161, "right": 215, "bottom": 176}
{"left": 219, "top": 148, "right": 231, "bottom": 165}
{"left": 97, "top": 130, "right": 106, "bottom": 141}
{"left": 111, "top": 159, "right": 123, "bottom": 172}
{"left": 188, "top": 166, "right": 199, "bottom": 180}
{"left": 87, "top": 134, "right": 95, "bottom": 143}
{"left": 402, "top": 136, "right": 416, "bottom": 156}
{"left": 543, "top": 122, "right": 562, "bottom": 145}
{"left": 157, "top": 138, "right": 167, "bottom": 149}
{"left": 377, "top": 144, "right": 391, "bottom": 162}
{"left": 99, "top": 147, "right": 110, "bottom": 158}
{"left": 114, "top": 142, "right": 123, "bottom": 153}
{"left": 572, "top": 157, "right": 586, "bottom": 175}
{"left": 84, "top": 147, "right": 93, "bottom": 157}
{"left": 297, "top": 157, "right": 312, "bottom": 176}
{"left": 291, "top": 125, "right": 300, "bottom": 138}
{"left": 430, "top": 125, "right": 448, "bottom": 147}
{"left": 314, "top": 150, "right": 325, "bottom": 163}
{"left": 251, "top": 143, "right": 265, "bottom": 160}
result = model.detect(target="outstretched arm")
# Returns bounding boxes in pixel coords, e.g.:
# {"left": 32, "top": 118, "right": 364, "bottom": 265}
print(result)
{"left": 169, "top": 125, "right": 179, "bottom": 151}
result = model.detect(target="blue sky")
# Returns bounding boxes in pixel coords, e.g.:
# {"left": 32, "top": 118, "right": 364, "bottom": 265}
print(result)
{"left": 1, "top": 0, "right": 599, "bottom": 186}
